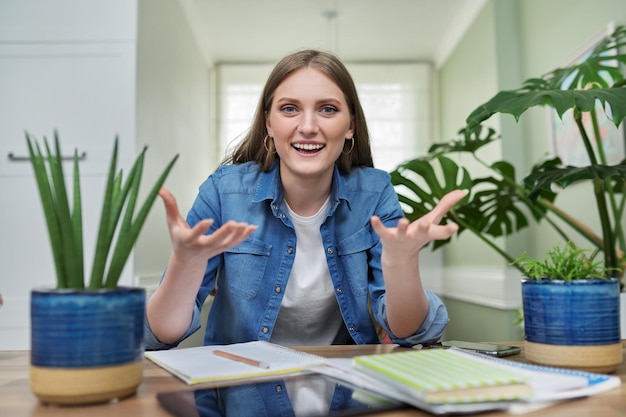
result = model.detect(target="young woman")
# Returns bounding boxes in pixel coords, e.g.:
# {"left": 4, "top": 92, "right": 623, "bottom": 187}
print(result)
{"left": 145, "top": 49, "right": 465, "bottom": 350}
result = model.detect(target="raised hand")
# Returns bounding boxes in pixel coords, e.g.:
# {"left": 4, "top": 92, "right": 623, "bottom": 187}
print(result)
{"left": 370, "top": 189, "right": 467, "bottom": 261}
{"left": 158, "top": 188, "right": 257, "bottom": 265}
{"left": 370, "top": 189, "right": 467, "bottom": 337}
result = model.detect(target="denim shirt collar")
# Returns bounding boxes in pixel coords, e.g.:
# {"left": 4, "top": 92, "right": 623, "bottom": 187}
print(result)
{"left": 252, "top": 161, "right": 352, "bottom": 215}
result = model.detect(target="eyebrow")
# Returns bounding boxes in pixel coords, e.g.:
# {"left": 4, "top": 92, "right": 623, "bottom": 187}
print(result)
{"left": 275, "top": 97, "right": 344, "bottom": 106}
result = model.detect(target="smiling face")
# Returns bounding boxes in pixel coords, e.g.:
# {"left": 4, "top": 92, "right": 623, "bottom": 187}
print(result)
{"left": 266, "top": 67, "right": 354, "bottom": 187}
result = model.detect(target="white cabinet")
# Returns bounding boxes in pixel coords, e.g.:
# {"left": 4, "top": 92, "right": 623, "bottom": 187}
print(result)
{"left": 0, "top": 0, "right": 137, "bottom": 349}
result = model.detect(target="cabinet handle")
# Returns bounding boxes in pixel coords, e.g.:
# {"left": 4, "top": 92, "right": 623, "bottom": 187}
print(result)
{"left": 7, "top": 152, "right": 87, "bottom": 162}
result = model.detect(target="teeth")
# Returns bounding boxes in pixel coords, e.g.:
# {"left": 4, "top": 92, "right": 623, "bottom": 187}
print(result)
{"left": 293, "top": 143, "right": 324, "bottom": 150}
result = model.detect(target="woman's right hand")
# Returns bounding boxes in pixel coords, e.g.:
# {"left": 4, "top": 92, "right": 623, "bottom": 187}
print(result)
{"left": 158, "top": 188, "right": 257, "bottom": 266}
{"left": 147, "top": 189, "right": 257, "bottom": 345}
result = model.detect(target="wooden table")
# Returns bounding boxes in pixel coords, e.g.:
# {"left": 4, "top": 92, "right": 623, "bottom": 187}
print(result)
{"left": 1, "top": 342, "right": 625, "bottom": 417}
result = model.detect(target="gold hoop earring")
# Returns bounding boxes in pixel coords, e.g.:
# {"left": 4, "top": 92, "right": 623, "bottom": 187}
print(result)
{"left": 343, "top": 137, "right": 355, "bottom": 155}
{"left": 263, "top": 135, "right": 274, "bottom": 153}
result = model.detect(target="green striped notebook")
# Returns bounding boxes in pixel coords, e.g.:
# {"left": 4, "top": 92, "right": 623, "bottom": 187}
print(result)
{"left": 352, "top": 348, "right": 532, "bottom": 405}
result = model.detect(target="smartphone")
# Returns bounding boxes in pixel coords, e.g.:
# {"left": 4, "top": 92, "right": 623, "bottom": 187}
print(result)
{"left": 441, "top": 340, "right": 521, "bottom": 357}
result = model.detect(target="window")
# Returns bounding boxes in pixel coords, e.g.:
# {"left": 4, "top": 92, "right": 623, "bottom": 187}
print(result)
{"left": 348, "top": 63, "right": 433, "bottom": 171}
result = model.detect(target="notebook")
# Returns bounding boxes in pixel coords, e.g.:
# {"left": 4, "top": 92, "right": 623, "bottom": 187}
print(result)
{"left": 352, "top": 348, "right": 533, "bottom": 405}
{"left": 344, "top": 347, "right": 620, "bottom": 415}
{"left": 446, "top": 347, "right": 621, "bottom": 400}
{"left": 145, "top": 341, "right": 328, "bottom": 385}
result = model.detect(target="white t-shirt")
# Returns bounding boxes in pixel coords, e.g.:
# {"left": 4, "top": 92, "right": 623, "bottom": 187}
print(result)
{"left": 270, "top": 197, "right": 346, "bottom": 346}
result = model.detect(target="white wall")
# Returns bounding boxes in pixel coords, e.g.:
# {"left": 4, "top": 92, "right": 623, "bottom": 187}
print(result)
{"left": 134, "top": 0, "right": 213, "bottom": 290}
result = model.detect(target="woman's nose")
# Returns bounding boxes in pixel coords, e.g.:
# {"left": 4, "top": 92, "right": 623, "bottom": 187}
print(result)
{"left": 297, "top": 111, "right": 319, "bottom": 135}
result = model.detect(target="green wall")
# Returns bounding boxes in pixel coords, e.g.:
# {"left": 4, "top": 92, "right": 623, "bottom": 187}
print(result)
{"left": 518, "top": 0, "right": 626, "bottom": 258}
{"left": 442, "top": 297, "right": 524, "bottom": 342}
{"left": 437, "top": 0, "right": 626, "bottom": 342}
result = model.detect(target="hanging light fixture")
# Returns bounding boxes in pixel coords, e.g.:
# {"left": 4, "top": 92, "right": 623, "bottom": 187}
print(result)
{"left": 321, "top": 6, "right": 338, "bottom": 52}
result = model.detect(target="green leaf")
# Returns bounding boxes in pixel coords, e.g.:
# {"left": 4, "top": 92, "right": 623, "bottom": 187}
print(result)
{"left": 461, "top": 160, "right": 553, "bottom": 237}
{"left": 47, "top": 135, "right": 85, "bottom": 288}
{"left": 391, "top": 156, "right": 471, "bottom": 219}
{"left": 466, "top": 27, "right": 626, "bottom": 130}
{"left": 550, "top": 26, "right": 626, "bottom": 91}
{"left": 390, "top": 156, "right": 472, "bottom": 249}
{"left": 524, "top": 161, "right": 626, "bottom": 200}
{"left": 26, "top": 135, "right": 67, "bottom": 288}
{"left": 89, "top": 139, "right": 144, "bottom": 289}
{"left": 467, "top": 87, "right": 626, "bottom": 130}
{"left": 425, "top": 126, "right": 500, "bottom": 159}
{"left": 89, "top": 138, "right": 120, "bottom": 289}
{"left": 103, "top": 153, "right": 179, "bottom": 288}
{"left": 101, "top": 148, "right": 146, "bottom": 289}
{"left": 71, "top": 147, "right": 84, "bottom": 289}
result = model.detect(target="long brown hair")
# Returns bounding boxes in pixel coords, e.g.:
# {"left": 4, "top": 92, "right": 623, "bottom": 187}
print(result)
{"left": 222, "top": 49, "right": 373, "bottom": 172}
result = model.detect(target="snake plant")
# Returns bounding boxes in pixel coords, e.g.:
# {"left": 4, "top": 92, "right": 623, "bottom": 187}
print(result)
{"left": 26, "top": 132, "right": 178, "bottom": 289}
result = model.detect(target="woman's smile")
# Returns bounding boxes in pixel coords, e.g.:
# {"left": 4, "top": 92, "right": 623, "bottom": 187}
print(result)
{"left": 292, "top": 142, "right": 325, "bottom": 154}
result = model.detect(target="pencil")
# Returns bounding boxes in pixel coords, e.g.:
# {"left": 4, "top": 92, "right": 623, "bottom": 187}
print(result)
{"left": 213, "top": 349, "right": 270, "bottom": 369}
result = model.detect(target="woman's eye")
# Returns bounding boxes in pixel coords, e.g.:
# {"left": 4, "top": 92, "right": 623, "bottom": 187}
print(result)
{"left": 280, "top": 105, "right": 297, "bottom": 114}
{"left": 321, "top": 106, "right": 337, "bottom": 115}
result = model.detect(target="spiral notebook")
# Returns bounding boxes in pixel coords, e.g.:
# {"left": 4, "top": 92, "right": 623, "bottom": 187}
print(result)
{"left": 347, "top": 347, "right": 621, "bottom": 414}
{"left": 353, "top": 348, "right": 533, "bottom": 405}
{"left": 145, "top": 341, "right": 328, "bottom": 385}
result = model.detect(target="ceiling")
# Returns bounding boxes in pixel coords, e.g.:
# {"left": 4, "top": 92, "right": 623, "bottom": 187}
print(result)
{"left": 176, "top": 0, "right": 486, "bottom": 67}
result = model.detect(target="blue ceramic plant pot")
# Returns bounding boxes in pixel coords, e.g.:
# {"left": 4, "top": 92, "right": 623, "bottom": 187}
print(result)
{"left": 30, "top": 286, "right": 145, "bottom": 405}
{"left": 31, "top": 286, "right": 145, "bottom": 367}
{"left": 522, "top": 278, "right": 620, "bottom": 345}
{"left": 521, "top": 278, "right": 622, "bottom": 372}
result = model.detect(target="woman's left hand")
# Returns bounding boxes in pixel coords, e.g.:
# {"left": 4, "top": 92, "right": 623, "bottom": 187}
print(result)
{"left": 370, "top": 189, "right": 467, "bottom": 260}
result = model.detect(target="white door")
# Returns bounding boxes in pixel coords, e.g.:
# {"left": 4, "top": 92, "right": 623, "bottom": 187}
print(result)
{"left": 0, "top": 13, "right": 137, "bottom": 350}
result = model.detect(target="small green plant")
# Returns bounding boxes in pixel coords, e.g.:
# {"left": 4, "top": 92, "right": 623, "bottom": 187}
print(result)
{"left": 26, "top": 131, "right": 178, "bottom": 289}
{"left": 511, "top": 242, "right": 614, "bottom": 281}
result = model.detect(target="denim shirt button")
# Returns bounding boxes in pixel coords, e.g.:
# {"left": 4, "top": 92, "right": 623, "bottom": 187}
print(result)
{"left": 275, "top": 286, "right": 281, "bottom": 293}
{"left": 262, "top": 327, "right": 269, "bottom": 334}
{"left": 348, "top": 326, "right": 355, "bottom": 332}
{"left": 275, "top": 384, "right": 283, "bottom": 393}
{"left": 336, "top": 287, "right": 343, "bottom": 294}
{"left": 287, "top": 247, "right": 294, "bottom": 254}
{"left": 327, "top": 247, "right": 334, "bottom": 254}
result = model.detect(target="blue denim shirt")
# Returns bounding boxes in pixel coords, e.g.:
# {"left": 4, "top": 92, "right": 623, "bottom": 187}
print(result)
{"left": 144, "top": 161, "right": 448, "bottom": 349}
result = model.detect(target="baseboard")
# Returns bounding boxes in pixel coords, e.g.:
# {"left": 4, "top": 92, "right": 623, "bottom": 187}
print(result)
{"left": 442, "top": 266, "right": 522, "bottom": 310}
{"left": 0, "top": 295, "right": 30, "bottom": 350}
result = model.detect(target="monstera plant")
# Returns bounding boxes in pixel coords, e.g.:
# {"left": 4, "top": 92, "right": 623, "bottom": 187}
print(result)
{"left": 391, "top": 25, "right": 626, "bottom": 283}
